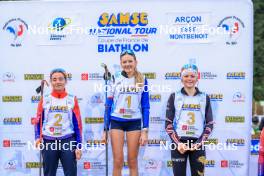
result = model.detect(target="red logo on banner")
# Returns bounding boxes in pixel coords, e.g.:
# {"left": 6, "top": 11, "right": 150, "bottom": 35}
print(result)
{"left": 3, "top": 140, "right": 11, "bottom": 147}
{"left": 81, "top": 73, "right": 88, "bottom": 80}
{"left": 221, "top": 160, "right": 228, "bottom": 168}
{"left": 182, "top": 125, "right": 188, "bottom": 130}
{"left": 84, "top": 162, "right": 91, "bottom": 169}
{"left": 198, "top": 72, "right": 201, "bottom": 79}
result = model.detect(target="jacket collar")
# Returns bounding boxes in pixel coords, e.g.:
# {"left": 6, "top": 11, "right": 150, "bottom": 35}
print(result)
{"left": 181, "top": 87, "right": 201, "bottom": 96}
{"left": 51, "top": 89, "right": 67, "bottom": 98}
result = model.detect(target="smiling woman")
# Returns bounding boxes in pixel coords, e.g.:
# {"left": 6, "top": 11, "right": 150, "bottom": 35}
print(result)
{"left": 102, "top": 49, "right": 150, "bottom": 176}
{"left": 34, "top": 68, "right": 83, "bottom": 176}
{"left": 50, "top": 71, "right": 67, "bottom": 92}
{"left": 165, "top": 63, "right": 214, "bottom": 176}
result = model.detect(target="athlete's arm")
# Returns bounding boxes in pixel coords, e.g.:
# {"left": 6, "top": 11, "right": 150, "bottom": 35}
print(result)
{"left": 104, "top": 97, "right": 113, "bottom": 130}
{"left": 196, "top": 95, "right": 214, "bottom": 144}
{"left": 141, "top": 79, "right": 150, "bottom": 128}
{"left": 258, "top": 129, "right": 264, "bottom": 176}
{"left": 72, "top": 97, "right": 83, "bottom": 146}
{"left": 165, "top": 93, "right": 180, "bottom": 144}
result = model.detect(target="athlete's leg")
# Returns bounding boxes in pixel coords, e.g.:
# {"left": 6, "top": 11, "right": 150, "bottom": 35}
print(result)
{"left": 171, "top": 147, "right": 188, "bottom": 176}
{"left": 60, "top": 137, "right": 77, "bottom": 176}
{"left": 111, "top": 129, "right": 125, "bottom": 176}
{"left": 189, "top": 148, "right": 206, "bottom": 176}
{"left": 42, "top": 139, "right": 60, "bottom": 176}
{"left": 126, "top": 130, "right": 141, "bottom": 176}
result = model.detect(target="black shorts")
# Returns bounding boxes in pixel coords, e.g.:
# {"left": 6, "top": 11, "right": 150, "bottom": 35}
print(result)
{"left": 110, "top": 119, "right": 141, "bottom": 131}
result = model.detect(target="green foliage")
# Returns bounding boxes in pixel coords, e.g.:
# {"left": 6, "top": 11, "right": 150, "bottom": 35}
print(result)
{"left": 254, "top": 0, "right": 264, "bottom": 100}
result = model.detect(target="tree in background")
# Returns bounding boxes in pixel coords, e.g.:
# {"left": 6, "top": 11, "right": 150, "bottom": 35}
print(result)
{"left": 254, "top": 0, "right": 264, "bottom": 101}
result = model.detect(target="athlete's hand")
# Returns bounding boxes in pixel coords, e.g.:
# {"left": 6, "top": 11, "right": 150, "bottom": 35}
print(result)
{"left": 177, "top": 143, "right": 188, "bottom": 154}
{"left": 189, "top": 143, "right": 202, "bottom": 151}
{"left": 103, "top": 72, "right": 111, "bottom": 80}
{"left": 102, "top": 131, "right": 109, "bottom": 144}
{"left": 35, "top": 138, "right": 42, "bottom": 149}
{"left": 75, "top": 149, "right": 82, "bottom": 160}
{"left": 139, "top": 130, "right": 148, "bottom": 146}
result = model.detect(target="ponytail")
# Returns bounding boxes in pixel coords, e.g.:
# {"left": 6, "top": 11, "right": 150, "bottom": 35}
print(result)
{"left": 134, "top": 68, "right": 144, "bottom": 87}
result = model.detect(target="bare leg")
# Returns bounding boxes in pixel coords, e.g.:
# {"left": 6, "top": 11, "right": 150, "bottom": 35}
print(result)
{"left": 126, "top": 130, "right": 141, "bottom": 176}
{"left": 111, "top": 129, "right": 125, "bottom": 176}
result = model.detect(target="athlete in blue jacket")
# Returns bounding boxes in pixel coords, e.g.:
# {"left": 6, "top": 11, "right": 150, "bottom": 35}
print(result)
{"left": 103, "top": 49, "right": 150, "bottom": 176}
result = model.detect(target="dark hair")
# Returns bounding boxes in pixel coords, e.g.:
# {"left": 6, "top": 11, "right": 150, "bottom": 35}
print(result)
{"left": 50, "top": 68, "right": 67, "bottom": 80}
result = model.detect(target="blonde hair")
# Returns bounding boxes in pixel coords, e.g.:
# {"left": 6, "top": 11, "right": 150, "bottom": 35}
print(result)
{"left": 134, "top": 68, "right": 144, "bottom": 87}
{"left": 120, "top": 53, "right": 144, "bottom": 87}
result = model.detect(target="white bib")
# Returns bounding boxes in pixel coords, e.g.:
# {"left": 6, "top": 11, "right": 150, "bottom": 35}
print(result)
{"left": 42, "top": 94, "right": 75, "bottom": 137}
{"left": 110, "top": 76, "right": 144, "bottom": 120}
{"left": 173, "top": 91, "right": 206, "bottom": 138}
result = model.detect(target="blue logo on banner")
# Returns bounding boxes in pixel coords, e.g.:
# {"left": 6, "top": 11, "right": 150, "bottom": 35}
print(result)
{"left": 251, "top": 139, "right": 259, "bottom": 155}
{"left": 48, "top": 17, "right": 71, "bottom": 31}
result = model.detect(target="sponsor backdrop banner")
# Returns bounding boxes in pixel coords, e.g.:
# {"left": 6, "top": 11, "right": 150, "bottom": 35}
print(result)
{"left": 0, "top": 0, "right": 253, "bottom": 176}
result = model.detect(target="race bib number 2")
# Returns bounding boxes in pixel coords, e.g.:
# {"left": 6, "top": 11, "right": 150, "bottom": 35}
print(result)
{"left": 50, "top": 114, "right": 63, "bottom": 135}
